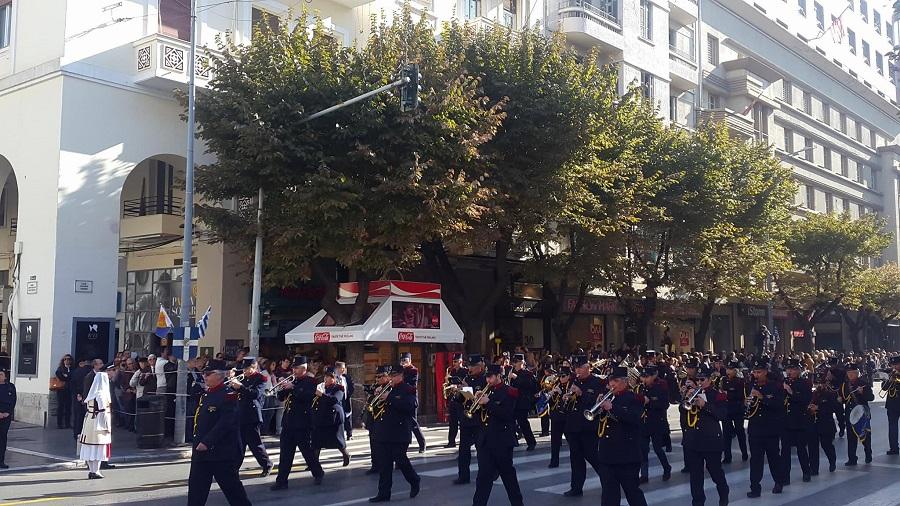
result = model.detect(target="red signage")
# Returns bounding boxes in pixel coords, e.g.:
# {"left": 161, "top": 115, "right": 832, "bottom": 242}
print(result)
{"left": 398, "top": 331, "right": 415, "bottom": 343}
{"left": 313, "top": 332, "right": 331, "bottom": 343}
{"left": 791, "top": 330, "right": 806, "bottom": 338}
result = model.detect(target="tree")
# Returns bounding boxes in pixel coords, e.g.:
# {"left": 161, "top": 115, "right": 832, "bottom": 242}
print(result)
{"left": 189, "top": 8, "right": 503, "bottom": 324}
{"left": 673, "top": 126, "right": 796, "bottom": 348}
{"left": 775, "top": 212, "right": 891, "bottom": 349}
{"left": 843, "top": 263, "right": 900, "bottom": 351}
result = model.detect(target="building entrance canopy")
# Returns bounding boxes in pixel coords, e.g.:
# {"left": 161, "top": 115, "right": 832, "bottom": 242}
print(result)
{"left": 285, "top": 281, "right": 463, "bottom": 344}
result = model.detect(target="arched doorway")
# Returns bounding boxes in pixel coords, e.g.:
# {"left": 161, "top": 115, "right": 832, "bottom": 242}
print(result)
{"left": 0, "top": 155, "right": 19, "bottom": 371}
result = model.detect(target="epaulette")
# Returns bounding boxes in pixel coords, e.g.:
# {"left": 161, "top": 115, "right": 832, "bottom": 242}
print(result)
{"left": 507, "top": 386, "right": 520, "bottom": 398}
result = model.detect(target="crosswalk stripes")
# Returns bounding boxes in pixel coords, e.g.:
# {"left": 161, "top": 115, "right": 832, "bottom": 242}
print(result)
{"left": 724, "top": 470, "right": 858, "bottom": 506}
{"left": 841, "top": 481, "right": 900, "bottom": 506}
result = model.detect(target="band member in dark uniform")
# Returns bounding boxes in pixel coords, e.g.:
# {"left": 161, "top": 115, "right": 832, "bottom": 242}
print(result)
{"left": 638, "top": 366, "right": 671, "bottom": 483}
{"left": 827, "top": 358, "right": 847, "bottom": 438}
{"left": 400, "top": 352, "right": 427, "bottom": 453}
{"left": 229, "top": 357, "right": 273, "bottom": 477}
{"left": 548, "top": 367, "right": 571, "bottom": 468}
{"left": 781, "top": 359, "right": 813, "bottom": 483}
{"left": 745, "top": 357, "right": 786, "bottom": 498}
{"left": 187, "top": 360, "right": 251, "bottom": 506}
{"left": 841, "top": 363, "right": 874, "bottom": 465}
{"left": 472, "top": 364, "right": 524, "bottom": 506}
{"left": 508, "top": 353, "right": 537, "bottom": 451}
{"left": 453, "top": 354, "right": 486, "bottom": 485}
{"left": 562, "top": 355, "right": 606, "bottom": 498}
{"left": 368, "top": 365, "right": 421, "bottom": 503}
{"left": 539, "top": 362, "right": 556, "bottom": 437}
{"left": 0, "top": 369, "right": 15, "bottom": 469}
{"left": 312, "top": 366, "right": 350, "bottom": 467}
{"left": 444, "top": 353, "right": 467, "bottom": 448}
{"left": 595, "top": 366, "right": 647, "bottom": 506}
{"left": 682, "top": 365, "right": 729, "bottom": 506}
{"left": 271, "top": 356, "right": 324, "bottom": 490}
{"left": 720, "top": 360, "right": 748, "bottom": 464}
{"left": 364, "top": 366, "right": 392, "bottom": 475}
{"left": 885, "top": 356, "right": 900, "bottom": 455}
{"left": 807, "top": 371, "right": 838, "bottom": 474}
{"left": 678, "top": 359, "right": 701, "bottom": 473}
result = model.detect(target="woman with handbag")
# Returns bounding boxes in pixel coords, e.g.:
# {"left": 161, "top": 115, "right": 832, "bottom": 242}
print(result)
{"left": 53, "top": 355, "right": 73, "bottom": 429}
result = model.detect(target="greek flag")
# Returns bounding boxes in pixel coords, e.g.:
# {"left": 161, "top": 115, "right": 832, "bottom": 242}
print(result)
{"left": 197, "top": 306, "right": 212, "bottom": 338}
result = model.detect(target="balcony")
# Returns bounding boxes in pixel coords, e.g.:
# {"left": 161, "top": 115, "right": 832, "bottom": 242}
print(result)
{"left": 133, "top": 35, "right": 217, "bottom": 90}
{"left": 669, "top": 0, "right": 698, "bottom": 24}
{"left": 553, "top": 0, "right": 624, "bottom": 52}
{"left": 120, "top": 196, "right": 184, "bottom": 248}
{"left": 668, "top": 33, "right": 697, "bottom": 90}
{"left": 697, "top": 108, "right": 755, "bottom": 139}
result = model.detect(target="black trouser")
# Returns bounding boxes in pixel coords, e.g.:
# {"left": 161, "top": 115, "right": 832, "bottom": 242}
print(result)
{"left": 565, "top": 430, "right": 604, "bottom": 493}
{"left": 781, "top": 429, "right": 811, "bottom": 478}
{"left": 808, "top": 430, "right": 836, "bottom": 473}
{"left": 835, "top": 407, "right": 846, "bottom": 434}
{"left": 72, "top": 398, "right": 85, "bottom": 439}
{"left": 0, "top": 418, "right": 10, "bottom": 464}
{"left": 540, "top": 414, "right": 550, "bottom": 436}
{"left": 550, "top": 417, "right": 566, "bottom": 466}
{"left": 275, "top": 428, "right": 323, "bottom": 484}
{"left": 164, "top": 391, "right": 175, "bottom": 437}
{"left": 447, "top": 407, "right": 461, "bottom": 445}
{"left": 473, "top": 444, "right": 523, "bottom": 506}
{"left": 749, "top": 435, "right": 783, "bottom": 491}
{"left": 598, "top": 462, "right": 647, "bottom": 506}
{"left": 887, "top": 410, "right": 898, "bottom": 452}
{"left": 515, "top": 410, "right": 536, "bottom": 448}
{"left": 847, "top": 426, "right": 872, "bottom": 462}
{"left": 187, "top": 458, "right": 251, "bottom": 506}
{"left": 56, "top": 390, "right": 71, "bottom": 428}
{"left": 410, "top": 414, "right": 426, "bottom": 450}
{"left": 374, "top": 441, "right": 418, "bottom": 498}
{"left": 344, "top": 413, "right": 353, "bottom": 439}
{"left": 685, "top": 449, "right": 729, "bottom": 506}
{"left": 640, "top": 429, "right": 670, "bottom": 478}
{"left": 240, "top": 423, "right": 271, "bottom": 468}
{"left": 721, "top": 412, "right": 747, "bottom": 461}
{"left": 458, "top": 425, "right": 481, "bottom": 481}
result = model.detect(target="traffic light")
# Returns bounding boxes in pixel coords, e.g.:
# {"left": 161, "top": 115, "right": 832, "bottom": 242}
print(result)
{"left": 400, "top": 63, "right": 422, "bottom": 112}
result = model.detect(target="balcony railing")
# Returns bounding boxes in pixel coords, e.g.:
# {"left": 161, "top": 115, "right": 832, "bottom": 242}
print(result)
{"left": 669, "top": 43, "right": 695, "bottom": 63}
{"left": 123, "top": 196, "right": 184, "bottom": 218}
{"left": 557, "top": 0, "right": 621, "bottom": 33}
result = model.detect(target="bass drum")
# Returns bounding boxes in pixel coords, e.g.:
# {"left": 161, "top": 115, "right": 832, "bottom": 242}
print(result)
{"left": 848, "top": 404, "right": 870, "bottom": 425}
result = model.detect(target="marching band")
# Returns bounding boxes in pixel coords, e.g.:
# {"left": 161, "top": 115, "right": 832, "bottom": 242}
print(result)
{"left": 186, "top": 350, "right": 900, "bottom": 505}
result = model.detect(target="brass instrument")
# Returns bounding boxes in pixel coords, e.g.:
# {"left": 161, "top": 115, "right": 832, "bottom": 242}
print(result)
{"left": 368, "top": 385, "right": 393, "bottom": 420}
{"left": 310, "top": 381, "right": 326, "bottom": 409}
{"left": 584, "top": 390, "right": 615, "bottom": 421}
{"left": 744, "top": 380, "right": 760, "bottom": 419}
{"left": 561, "top": 383, "right": 579, "bottom": 412}
{"left": 682, "top": 386, "right": 703, "bottom": 410}
{"left": 465, "top": 383, "right": 492, "bottom": 418}
{"left": 265, "top": 375, "right": 296, "bottom": 396}
{"left": 878, "top": 371, "right": 898, "bottom": 399}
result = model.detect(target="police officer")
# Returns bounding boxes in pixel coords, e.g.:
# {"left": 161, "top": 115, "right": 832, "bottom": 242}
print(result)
{"left": 271, "top": 356, "right": 324, "bottom": 490}
{"left": 187, "top": 360, "right": 251, "bottom": 506}
{"left": 882, "top": 355, "right": 900, "bottom": 455}
{"left": 0, "top": 369, "right": 15, "bottom": 469}
{"left": 453, "top": 354, "right": 486, "bottom": 485}
{"left": 472, "top": 364, "right": 524, "bottom": 506}
{"left": 368, "top": 365, "right": 421, "bottom": 503}
{"left": 400, "top": 352, "right": 427, "bottom": 453}
{"left": 229, "top": 357, "right": 273, "bottom": 477}
{"left": 807, "top": 371, "right": 838, "bottom": 474}
{"left": 562, "top": 355, "right": 606, "bottom": 497}
{"left": 682, "top": 365, "right": 729, "bottom": 506}
{"left": 508, "top": 353, "right": 537, "bottom": 451}
{"left": 745, "top": 357, "right": 786, "bottom": 498}
{"left": 841, "top": 363, "right": 874, "bottom": 465}
{"left": 720, "top": 359, "right": 748, "bottom": 464}
{"left": 445, "top": 353, "right": 467, "bottom": 448}
{"left": 638, "top": 366, "right": 671, "bottom": 483}
{"left": 781, "top": 358, "right": 813, "bottom": 483}
{"left": 595, "top": 365, "right": 647, "bottom": 506}
{"left": 364, "top": 365, "right": 392, "bottom": 475}
{"left": 548, "top": 367, "right": 571, "bottom": 468}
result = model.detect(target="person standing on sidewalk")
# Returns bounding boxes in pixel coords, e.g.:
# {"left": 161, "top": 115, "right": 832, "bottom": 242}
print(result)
{"left": 79, "top": 367, "right": 113, "bottom": 479}
{"left": 70, "top": 359, "right": 92, "bottom": 440}
{"left": 55, "top": 355, "right": 73, "bottom": 429}
{"left": 0, "top": 369, "right": 15, "bottom": 469}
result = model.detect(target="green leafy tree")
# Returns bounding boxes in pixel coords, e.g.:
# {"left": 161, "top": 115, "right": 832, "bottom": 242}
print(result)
{"left": 775, "top": 212, "right": 891, "bottom": 348}
{"left": 843, "top": 263, "right": 900, "bottom": 351}
{"left": 189, "top": 8, "right": 503, "bottom": 324}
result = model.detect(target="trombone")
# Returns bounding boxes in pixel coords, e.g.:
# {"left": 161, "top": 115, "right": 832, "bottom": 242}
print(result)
{"left": 584, "top": 390, "right": 615, "bottom": 421}
{"left": 465, "top": 384, "right": 492, "bottom": 418}
{"left": 265, "top": 375, "right": 296, "bottom": 396}
{"left": 879, "top": 372, "right": 898, "bottom": 399}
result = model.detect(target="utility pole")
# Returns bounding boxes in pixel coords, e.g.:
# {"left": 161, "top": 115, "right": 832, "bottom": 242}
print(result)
{"left": 174, "top": 0, "right": 197, "bottom": 446}
{"left": 249, "top": 188, "right": 263, "bottom": 356}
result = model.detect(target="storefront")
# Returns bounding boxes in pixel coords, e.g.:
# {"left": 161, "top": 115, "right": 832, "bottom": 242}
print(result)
{"left": 737, "top": 304, "right": 791, "bottom": 352}
{"left": 494, "top": 283, "right": 549, "bottom": 353}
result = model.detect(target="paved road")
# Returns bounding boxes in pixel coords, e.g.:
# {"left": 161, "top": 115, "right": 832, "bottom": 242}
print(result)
{"left": 1, "top": 404, "right": 898, "bottom": 506}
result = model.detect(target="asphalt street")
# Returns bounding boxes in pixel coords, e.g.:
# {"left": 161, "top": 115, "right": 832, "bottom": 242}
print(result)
{"left": 1, "top": 404, "right": 898, "bottom": 506}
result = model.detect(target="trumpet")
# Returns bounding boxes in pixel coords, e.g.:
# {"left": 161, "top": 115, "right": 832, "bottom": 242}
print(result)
{"left": 744, "top": 380, "right": 760, "bottom": 419}
{"left": 682, "top": 386, "right": 703, "bottom": 409}
{"left": 228, "top": 370, "right": 246, "bottom": 385}
{"left": 879, "top": 372, "right": 898, "bottom": 399}
{"left": 265, "top": 375, "right": 296, "bottom": 396}
{"left": 584, "top": 390, "right": 615, "bottom": 421}
{"left": 465, "top": 384, "right": 492, "bottom": 418}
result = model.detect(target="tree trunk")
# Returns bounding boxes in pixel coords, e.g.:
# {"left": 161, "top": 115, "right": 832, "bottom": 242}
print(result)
{"left": 312, "top": 258, "right": 350, "bottom": 325}
{"left": 841, "top": 307, "right": 867, "bottom": 353}
{"left": 695, "top": 295, "right": 716, "bottom": 352}
{"left": 635, "top": 293, "right": 658, "bottom": 350}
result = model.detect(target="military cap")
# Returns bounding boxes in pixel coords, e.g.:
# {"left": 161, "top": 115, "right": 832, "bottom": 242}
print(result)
{"left": 512, "top": 353, "right": 525, "bottom": 363}
{"left": 204, "top": 359, "right": 227, "bottom": 372}
{"left": 292, "top": 356, "right": 308, "bottom": 367}
{"left": 641, "top": 365, "right": 658, "bottom": 377}
{"left": 571, "top": 355, "right": 589, "bottom": 368}
{"left": 609, "top": 366, "right": 629, "bottom": 379}
{"left": 485, "top": 364, "right": 503, "bottom": 376}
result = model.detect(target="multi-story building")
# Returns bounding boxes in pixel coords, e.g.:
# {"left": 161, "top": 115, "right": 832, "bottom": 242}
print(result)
{"left": 1, "top": 0, "right": 898, "bottom": 423}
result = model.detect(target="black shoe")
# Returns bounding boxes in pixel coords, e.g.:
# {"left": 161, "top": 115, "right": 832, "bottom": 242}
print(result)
{"left": 368, "top": 496, "right": 390, "bottom": 503}
{"left": 783, "top": 479, "right": 790, "bottom": 486}
{"left": 365, "top": 468, "right": 378, "bottom": 475}
{"left": 829, "top": 462, "right": 836, "bottom": 472}
{"left": 663, "top": 467, "right": 672, "bottom": 481}
{"left": 772, "top": 483, "right": 783, "bottom": 494}
{"left": 0, "top": 463, "right": 8, "bottom": 470}
{"left": 343, "top": 452, "right": 351, "bottom": 467}
{"left": 453, "top": 478, "right": 470, "bottom": 485}
{"left": 802, "top": 474, "right": 811, "bottom": 482}
{"left": 271, "top": 482, "right": 288, "bottom": 491}
{"left": 548, "top": 462, "right": 559, "bottom": 468}
{"left": 563, "top": 489, "right": 583, "bottom": 497}
{"left": 680, "top": 467, "right": 690, "bottom": 473}
{"left": 746, "top": 490, "right": 761, "bottom": 498}
{"left": 845, "top": 460, "right": 857, "bottom": 466}
{"left": 719, "top": 499, "right": 728, "bottom": 506}
{"left": 742, "top": 453, "right": 749, "bottom": 462}
{"left": 88, "top": 472, "right": 103, "bottom": 480}
{"left": 526, "top": 444, "right": 536, "bottom": 452}
{"left": 100, "top": 462, "right": 115, "bottom": 470}
{"left": 865, "top": 453, "right": 872, "bottom": 464}
{"left": 314, "top": 475, "right": 324, "bottom": 486}
{"left": 261, "top": 463, "right": 273, "bottom": 477}
{"left": 410, "top": 479, "right": 420, "bottom": 498}
{"left": 639, "top": 476, "right": 648, "bottom": 484}
{"left": 418, "top": 446, "right": 426, "bottom": 454}
{"left": 444, "top": 443, "right": 456, "bottom": 448}
{"left": 887, "top": 449, "right": 899, "bottom": 455}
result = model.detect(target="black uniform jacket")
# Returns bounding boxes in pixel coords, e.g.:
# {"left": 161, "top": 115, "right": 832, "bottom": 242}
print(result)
{"left": 720, "top": 375, "right": 745, "bottom": 417}
{"left": 811, "top": 386, "right": 838, "bottom": 435}
{"left": 372, "top": 383, "right": 417, "bottom": 444}
{"left": 0, "top": 382, "right": 16, "bottom": 418}
{"left": 841, "top": 378, "right": 874, "bottom": 414}
{"left": 640, "top": 380, "right": 669, "bottom": 436}
{"left": 784, "top": 376, "right": 814, "bottom": 431}
{"left": 312, "top": 384, "right": 345, "bottom": 428}
{"left": 403, "top": 365, "right": 419, "bottom": 388}
{"left": 681, "top": 386, "right": 726, "bottom": 453}
{"left": 565, "top": 374, "right": 605, "bottom": 433}
{"left": 509, "top": 368, "right": 538, "bottom": 412}
{"left": 883, "top": 372, "right": 900, "bottom": 413}
{"left": 192, "top": 383, "right": 242, "bottom": 462}
{"left": 477, "top": 383, "right": 519, "bottom": 449}
{"left": 549, "top": 381, "right": 570, "bottom": 423}
{"left": 279, "top": 375, "right": 318, "bottom": 432}
{"left": 597, "top": 389, "right": 644, "bottom": 464}
{"left": 447, "top": 366, "right": 468, "bottom": 415}
{"left": 459, "top": 372, "right": 487, "bottom": 429}
{"left": 746, "top": 379, "right": 786, "bottom": 439}
{"left": 235, "top": 371, "right": 267, "bottom": 426}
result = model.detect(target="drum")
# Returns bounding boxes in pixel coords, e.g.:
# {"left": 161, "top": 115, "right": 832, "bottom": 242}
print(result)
{"left": 849, "top": 404, "right": 871, "bottom": 441}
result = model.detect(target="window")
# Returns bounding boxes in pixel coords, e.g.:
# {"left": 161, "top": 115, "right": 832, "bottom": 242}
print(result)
{"left": 825, "top": 192, "right": 834, "bottom": 213}
{"left": 753, "top": 104, "right": 768, "bottom": 141}
{"left": 798, "top": 0, "right": 807, "bottom": 16}
{"left": 502, "top": 0, "right": 516, "bottom": 28}
{"left": 707, "top": 34, "right": 719, "bottom": 65}
{"left": 860, "top": 0, "right": 868, "bottom": 22}
{"left": 640, "top": 71, "right": 654, "bottom": 100}
{"left": 669, "top": 95, "right": 678, "bottom": 122}
{"left": 840, "top": 154, "right": 849, "bottom": 176}
{"left": 640, "top": 0, "right": 653, "bottom": 40}
{"left": 708, "top": 93, "right": 722, "bottom": 109}
{"left": 0, "top": 0, "right": 10, "bottom": 49}
{"left": 822, "top": 102, "right": 830, "bottom": 124}
{"left": 463, "top": 0, "right": 481, "bottom": 19}
{"left": 806, "top": 186, "right": 816, "bottom": 210}
{"left": 823, "top": 146, "right": 832, "bottom": 170}
{"left": 803, "top": 90, "right": 812, "bottom": 114}
{"left": 874, "top": 10, "right": 881, "bottom": 33}
{"left": 784, "top": 128, "right": 794, "bottom": 152}
{"left": 871, "top": 169, "right": 878, "bottom": 190}
{"left": 876, "top": 52, "right": 884, "bottom": 74}
{"left": 804, "top": 138, "right": 814, "bottom": 161}
{"left": 159, "top": 0, "right": 191, "bottom": 41}
{"left": 124, "top": 267, "right": 198, "bottom": 356}
{"left": 848, "top": 29, "right": 856, "bottom": 54}
{"left": 843, "top": 199, "right": 851, "bottom": 212}
{"left": 251, "top": 8, "right": 279, "bottom": 40}
{"left": 782, "top": 80, "right": 793, "bottom": 103}
{"left": 862, "top": 40, "right": 870, "bottom": 65}
{"left": 855, "top": 121, "right": 862, "bottom": 141}
{"left": 839, "top": 111, "right": 847, "bottom": 133}
{"left": 814, "top": 2, "right": 824, "bottom": 29}
{"left": 887, "top": 22, "right": 894, "bottom": 44}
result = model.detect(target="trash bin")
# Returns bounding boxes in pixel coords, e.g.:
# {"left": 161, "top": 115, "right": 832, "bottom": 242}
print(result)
{"left": 136, "top": 394, "right": 165, "bottom": 449}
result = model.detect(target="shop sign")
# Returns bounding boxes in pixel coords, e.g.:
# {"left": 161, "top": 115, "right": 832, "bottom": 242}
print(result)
{"left": 313, "top": 332, "right": 331, "bottom": 343}
{"left": 740, "top": 304, "right": 792, "bottom": 319}
{"left": 398, "top": 331, "right": 415, "bottom": 343}
{"left": 564, "top": 296, "right": 621, "bottom": 314}
{"left": 679, "top": 334, "right": 691, "bottom": 347}
{"left": 791, "top": 329, "right": 806, "bottom": 338}
{"left": 511, "top": 298, "right": 543, "bottom": 315}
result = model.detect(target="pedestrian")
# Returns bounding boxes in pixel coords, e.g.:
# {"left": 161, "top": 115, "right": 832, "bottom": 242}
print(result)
{"left": 562, "top": 355, "right": 606, "bottom": 497}
{"left": 79, "top": 366, "right": 113, "bottom": 479}
{"left": 782, "top": 359, "right": 813, "bottom": 483}
{"left": 883, "top": 355, "right": 900, "bottom": 456}
{"left": 69, "top": 358, "right": 92, "bottom": 440}
{"left": 0, "top": 369, "right": 15, "bottom": 469}
{"left": 444, "top": 353, "right": 466, "bottom": 447}
{"left": 841, "top": 363, "right": 874, "bottom": 465}
{"left": 54, "top": 354, "right": 73, "bottom": 429}
{"left": 746, "top": 356, "right": 787, "bottom": 498}
{"left": 720, "top": 360, "right": 749, "bottom": 464}
{"left": 471, "top": 363, "right": 523, "bottom": 506}
{"left": 312, "top": 366, "right": 351, "bottom": 467}
{"left": 638, "top": 366, "right": 671, "bottom": 483}
{"left": 260, "top": 359, "right": 278, "bottom": 435}
{"left": 335, "top": 361, "right": 354, "bottom": 440}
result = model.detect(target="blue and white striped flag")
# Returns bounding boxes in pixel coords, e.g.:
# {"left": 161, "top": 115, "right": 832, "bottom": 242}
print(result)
{"left": 196, "top": 305, "right": 212, "bottom": 338}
